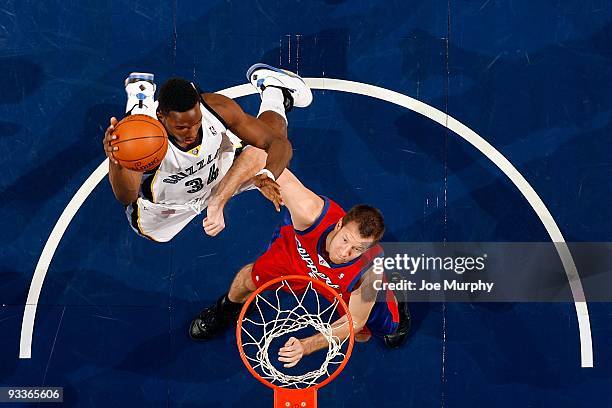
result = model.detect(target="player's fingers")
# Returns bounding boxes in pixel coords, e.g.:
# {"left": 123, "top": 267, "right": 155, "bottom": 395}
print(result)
{"left": 286, "top": 337, "right": 299, "bottom": 345}
{"left": 102, "top": 132, "right": 117, "bottom": 146}
{"left": 103, "top": 145, "right": 118, "bottom": 164}
{"left": 107, "top": 152, "right": 118, "bottom": 164}
{"left": 281, "top": 337, "right": 299, "bottom": 350}
{"left": 204, "top": 222, "right": 224, "bottom": 233}
{"left": 268, "top": 189, "right": 282, "bottom": 212}
{"left": 278, "top": 344, "right": 296, "bottom": 353}
{"left": 258, "top": 185, "right": 281, "bottom": 211}
{"left": 283, "top": 359, "right": 300, "bottom": 368}
{"left": 278, "top": 349, "right": 300, "bottom": 359}
{"left": 204, "top": 216, "right": 223, "bottom": 226}
{"left": 203, "top": 223, "right": 217, "bottom": 234}
{"left": 210, "top": 225, "right": 224, "bottom": 235}
{"left": 269, "top": 184, "right": 281, "bottom": 197}
{"left": 204, "top": 224, "right": 224, "bottom": 236}
{"left": 278, "top": 351, "right": 301, "bottom": 360}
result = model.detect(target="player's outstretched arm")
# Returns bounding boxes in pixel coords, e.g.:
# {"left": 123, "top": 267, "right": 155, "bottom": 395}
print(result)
{"left": 276, "top": 169, "right": 325, "bottom": 231}
{"left": 203, "top": 146, "right": 267, "bottom": 236}
{"left": 278, "top": 269, "right": 378, "bottom": 368}
{"left": 202, "top": 93, "right": 292, "bottom": 213}
{"left": 103, "top": 117, "right": 143, "bottom": 205}
{"left": 204, "top": 93, "right": 292, "bottom": 178}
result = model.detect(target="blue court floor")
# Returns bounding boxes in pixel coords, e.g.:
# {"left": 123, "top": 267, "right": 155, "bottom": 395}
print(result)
{"left": 1, "top": 1, "right": 612, "bottom": 407}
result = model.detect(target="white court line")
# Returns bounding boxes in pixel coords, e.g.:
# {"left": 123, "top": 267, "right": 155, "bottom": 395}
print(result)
{"left": 20, "top": 78, "right": 593, "bottom": 368}
{"left": 20, "top": 159, "right": 109, "bottom": 358}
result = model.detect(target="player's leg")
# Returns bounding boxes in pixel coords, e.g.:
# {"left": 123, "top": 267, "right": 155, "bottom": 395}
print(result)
{"left": 383, "top": 301, "right": 411, "bottom": 348}
{"left": 382, "top": 281, "right": 411, "bottom": 348}
{"left": 124, "top": 72, "right": 157, "bottom": 118}
{"left": 189, "top": 263, "right": 255, "bottom": 341}
{"left": 246, "top": 63, "right": 313, "bottom": 135}
{"left": 189, "top": 230, "right": 293, "bottom": 341}
{"left": 363, "top": 289, "right": 412, "bottom": 348}
{"left": 355, "top": 325, "right": 372, "bottom": 343}
{"left": 228, "top": 263, "right": 258, "bottom": 303}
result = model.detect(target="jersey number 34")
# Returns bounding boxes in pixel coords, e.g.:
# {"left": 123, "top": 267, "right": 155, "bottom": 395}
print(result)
{"left": 185, "top": 164, "right": 220, "bottom": 193}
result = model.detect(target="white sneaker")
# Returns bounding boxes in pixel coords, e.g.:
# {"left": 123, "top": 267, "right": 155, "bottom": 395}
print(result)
{"left": 246, "top": 63, "right": 312, "bottom": 110}
{"left": 124, "top": 72, "right": 157, "bottom": 116}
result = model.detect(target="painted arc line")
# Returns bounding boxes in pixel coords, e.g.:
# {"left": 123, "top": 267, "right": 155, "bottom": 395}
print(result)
{"left": 19, "top": 159, "right": 110, "bottom": 358}
{"left": 225, "top": 80, "right": 593, "bottom": 368}
{"left": 20, "top": 78, "right": 593, "bottom": 368}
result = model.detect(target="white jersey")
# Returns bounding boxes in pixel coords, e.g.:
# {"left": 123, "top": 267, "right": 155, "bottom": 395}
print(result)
{"left": 139, "top": 98, "right": 239, "bottom": 207}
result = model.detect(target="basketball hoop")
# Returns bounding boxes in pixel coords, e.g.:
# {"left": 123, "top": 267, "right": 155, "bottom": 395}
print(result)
{"left": 236, "top": 275, "right": 355, "bottom": 408}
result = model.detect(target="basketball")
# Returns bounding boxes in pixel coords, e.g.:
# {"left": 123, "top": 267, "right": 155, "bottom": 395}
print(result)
{"left": 110, "top": 114, "right": 168, "bottom": 172}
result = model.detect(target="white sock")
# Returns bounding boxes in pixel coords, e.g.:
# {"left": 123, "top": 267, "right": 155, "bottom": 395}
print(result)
{"left": 126, "top": 98, "right": 158, "bottom": 118}
{"left": 258, "top": 87, "right": 287, "bottom": 124}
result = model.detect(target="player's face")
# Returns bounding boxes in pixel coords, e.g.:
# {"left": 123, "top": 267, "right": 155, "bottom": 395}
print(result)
{"left": 158, "top": 102, "right": 203, "bottom": 147}
{"left": 327, "top": 221, "right": 375, "bottom": 264}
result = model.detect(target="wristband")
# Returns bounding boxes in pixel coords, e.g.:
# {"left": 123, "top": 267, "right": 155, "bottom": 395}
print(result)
{"left": 256, "top": 169, "right": 276, "bottom": 181}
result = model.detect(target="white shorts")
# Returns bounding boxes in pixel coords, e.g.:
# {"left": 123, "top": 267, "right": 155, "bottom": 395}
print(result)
{"left": 125, "top": 181, "right": 256, "bottom": 242}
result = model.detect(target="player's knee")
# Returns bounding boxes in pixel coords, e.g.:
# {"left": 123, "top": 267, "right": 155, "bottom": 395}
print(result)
{"left": 355, "top": 332, "right": 372, "bottom": 343}
{"left": 241, "top": 264, "right": 256, "bottom": 291}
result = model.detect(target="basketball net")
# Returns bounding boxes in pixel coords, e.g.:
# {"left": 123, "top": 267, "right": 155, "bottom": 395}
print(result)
{"left": 237, "top": 275, "right": 355, "bottom": 408}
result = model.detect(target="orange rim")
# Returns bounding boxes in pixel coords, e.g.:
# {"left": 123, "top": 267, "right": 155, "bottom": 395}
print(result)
{"left": 236, "top": 274, "right": 355, "bottom": 390}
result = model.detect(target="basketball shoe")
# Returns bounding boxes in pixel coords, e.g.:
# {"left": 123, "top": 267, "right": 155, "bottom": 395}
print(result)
{"left": 125, "top": 72, "right": 157, "bottom": 118}
{"left": 189, "top": 294, "right": 242, "bottom": 341}
{"left": 246, "top": 63, "right": 312, "bottom": 112}
{"left": 384, "top": 302, "right": 411, "bottom": 348}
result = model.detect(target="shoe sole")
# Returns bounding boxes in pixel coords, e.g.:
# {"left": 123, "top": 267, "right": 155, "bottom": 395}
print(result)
{"left": 246, "top": 63, "right": 303, "bottom": 84}
{"left": 245, "top": 63, "right": 312, "bottom": 107}
{"left": 125, "top": 72, "right": 155, "bottom": 87}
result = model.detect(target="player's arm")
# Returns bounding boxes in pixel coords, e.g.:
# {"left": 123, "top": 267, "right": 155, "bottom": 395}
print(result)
{"left": 276, "top": 169, "right": 325, "bottom": 231}
{"left": 201, "top": 93, "right": 291, "bottom": 215}
{"left": 103, "top": 117, "right": 143, "bottom": 205}
{"left": 278, "top": 269, "right": 378, "bottom": 368}
{"left": 204, "top": 93, "right": 292, "bottom": 178}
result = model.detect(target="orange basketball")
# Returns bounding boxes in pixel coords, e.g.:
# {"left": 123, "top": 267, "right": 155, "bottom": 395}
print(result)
{"left": 110, "top": 114, "right": 168, "bottom": 172}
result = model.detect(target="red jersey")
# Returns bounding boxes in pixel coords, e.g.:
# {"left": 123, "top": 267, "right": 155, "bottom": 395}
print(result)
{"left": 251, "top": 197, "right": 383, "bottom": 299}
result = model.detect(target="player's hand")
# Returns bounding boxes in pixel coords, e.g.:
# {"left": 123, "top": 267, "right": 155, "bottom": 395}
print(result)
{"left": 203, "top": 202, "right": 226, "bottom": 236}
{"left": 103, "top": 117, "right": 120, "bottom": 165}
{"left": 253, "top": 174, "right": 284, "bottom": 212}
{"left": 278, "top": 337, "right": 304, "bottom": 368}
